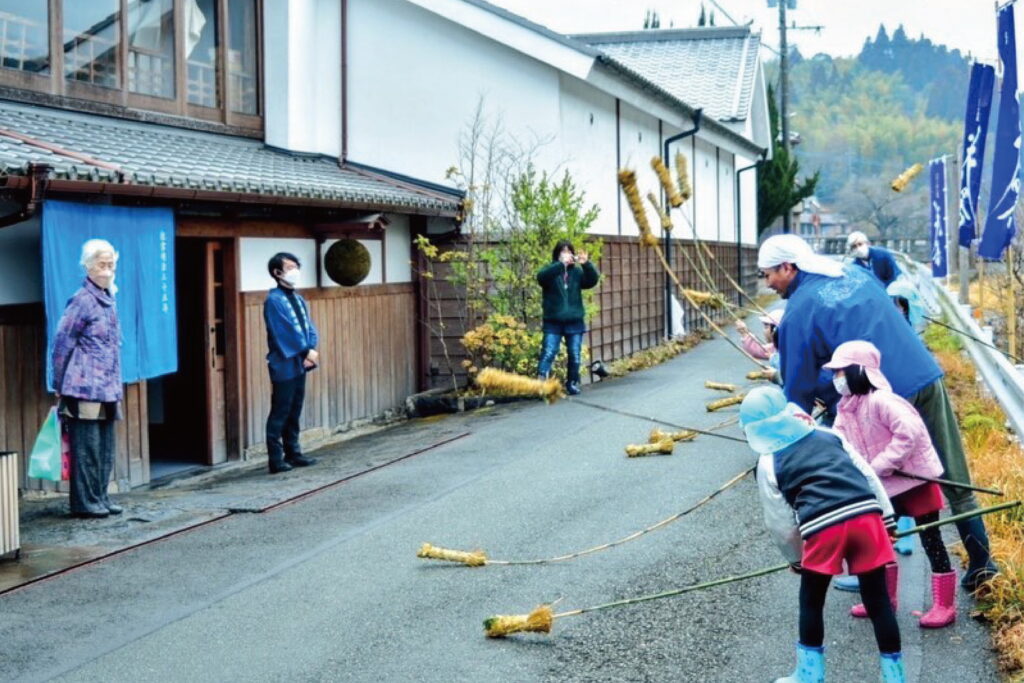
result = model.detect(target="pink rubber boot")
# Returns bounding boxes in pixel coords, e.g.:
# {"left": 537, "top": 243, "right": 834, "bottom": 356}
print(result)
{"left": 915, "top": 571, "right": 957, "bottom": 628}
{"left": 851, "top": 562, "right": 898, "bottom": 618}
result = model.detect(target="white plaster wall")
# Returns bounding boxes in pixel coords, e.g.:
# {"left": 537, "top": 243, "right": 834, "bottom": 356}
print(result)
{"left": 737, "top": 154, "right": 759, "bottom": 246}
{"left": 319, "top": 239, "right": 383, "bottom": 287}
{"left": 557, "top": 73, "right": 619, "bottom": 236}
{"left": 694, "top": 137, "right": 719, "bottom": 242}
{"left": 718, "top": 151, "right": 736, "bottom": 243}
{"left": 385, "top": 216, "right": 413, "bottom": 283}
{"left": 347, "top": 0, "right": 562, "bottom": 186}
{"left": 264, "top": 0, "right": 342, "bottom": 156}
{"left": 239, "top": 238, "right": 318, "bottom": 291}
{"left": 0, "top": 217, "right": 42, "bottom": 305}
{"left": 616, "top": 102, "right": 662, "bottom": 238}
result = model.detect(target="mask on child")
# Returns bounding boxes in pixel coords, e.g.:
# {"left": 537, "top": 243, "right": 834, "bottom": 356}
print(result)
{"left": 832, "top": 375, "right": 851, "bottom": 397}
{"left": 280, "top": 269, "right": 300, "bottom": 286}
{"left": 853, "top": 245, "right": 870, "bottom": 260}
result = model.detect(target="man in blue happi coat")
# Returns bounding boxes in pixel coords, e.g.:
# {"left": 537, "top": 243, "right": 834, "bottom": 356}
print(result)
{"left": 758, "top": 234, "right": 997, "bottom": 591}
{"left": 264, "top": 252, "right": 319, "bottom": 473}
{"left": 847, "top": 231, "right": 900, "bottom": 288}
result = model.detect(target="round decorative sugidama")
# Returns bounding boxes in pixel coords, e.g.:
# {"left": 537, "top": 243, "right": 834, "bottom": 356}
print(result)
{"left": 324, "top": 239, "right": 371, "bottom": 286}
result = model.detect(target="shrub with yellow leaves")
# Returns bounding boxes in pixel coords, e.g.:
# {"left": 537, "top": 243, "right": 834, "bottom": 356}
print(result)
{"left": 461, "top": 314, "right": 588, "bottom": 383}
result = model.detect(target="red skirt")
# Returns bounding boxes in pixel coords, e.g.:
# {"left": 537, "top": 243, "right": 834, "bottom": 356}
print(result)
{"left": 891, "top": 482, "right": 945, "bottom": 518}
{"left": 802, "top": 512, "right": 895, "bottom": 575}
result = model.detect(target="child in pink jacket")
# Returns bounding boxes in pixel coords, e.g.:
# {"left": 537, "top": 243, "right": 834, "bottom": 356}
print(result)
{"left": 825, "top": 340, "right": 956, "bottom": 629}
{"left": 735, "top": 309, "right": 783, "bottom": 360}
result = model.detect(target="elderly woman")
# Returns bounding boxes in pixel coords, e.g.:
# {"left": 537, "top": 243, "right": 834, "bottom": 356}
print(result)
{"left": 51, "top": 239, "right": 123, "bottom": 518}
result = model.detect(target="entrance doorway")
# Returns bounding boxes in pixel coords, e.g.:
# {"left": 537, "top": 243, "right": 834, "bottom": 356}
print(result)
{"left": 147, "top": 238, "right": 232, "bottom": 479}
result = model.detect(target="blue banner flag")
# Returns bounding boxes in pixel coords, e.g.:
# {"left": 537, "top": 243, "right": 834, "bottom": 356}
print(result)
{"left": 958, "top": 62, "right": 995, "bottom": 247}
{"left": 979, "top": 4, "right": 1021, "bottom": 259}
{"left": 930, "top": 158, "right": 949, "bottom": 278}
{"left": 42, "top": 200, "right": 177, "bottom": 389}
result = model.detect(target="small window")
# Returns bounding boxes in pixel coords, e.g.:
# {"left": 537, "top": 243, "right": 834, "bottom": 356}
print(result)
{"left": 0, "top": 0, "right": 49, "bottom": 74}
{"left": 63, "top": 1, "right": 120, "bottom": 89}
{"left": 227, "top": 0, "right": 257, "bottom": 115}
{"left": 187, "top": 0, "right": 219, "bottom": 108}
{"left": 128, "top": 0, "right": 176, "bottom": 98}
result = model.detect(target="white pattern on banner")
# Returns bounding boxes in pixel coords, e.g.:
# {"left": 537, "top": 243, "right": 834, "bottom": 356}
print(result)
{"left": 159, "top": 230, "right": 170, "bottom": 314}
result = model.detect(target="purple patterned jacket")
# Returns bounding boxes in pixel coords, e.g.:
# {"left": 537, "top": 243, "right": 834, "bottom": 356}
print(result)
{"left": 51, "top": 278, "right": 123, "bottom": 402}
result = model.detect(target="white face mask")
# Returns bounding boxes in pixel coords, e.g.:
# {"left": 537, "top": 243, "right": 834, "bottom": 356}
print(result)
{"left": 853, "top": 245, "right": 870, "bottom": 260}
{"left": 833, "top": 375, "right": 851, "bottom": 397}
{"left": 280, "top": 269, "right": 300, "bottom": 286}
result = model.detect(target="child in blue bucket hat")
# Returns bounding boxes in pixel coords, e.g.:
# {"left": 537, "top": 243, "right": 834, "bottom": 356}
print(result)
{"left": 741, "top": 386, "right": 905, "bottom": 683}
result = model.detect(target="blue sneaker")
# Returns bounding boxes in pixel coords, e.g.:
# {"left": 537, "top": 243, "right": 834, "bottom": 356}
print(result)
{"left": 894, "top": 517, "right": 915, "bottom": 556}
{"left": 833, "top": 574, "right": 859, "bottom": 592}
{"left": 880, "top": 652, "right": 905, "bottom": 682}
{"left": 774, "top": 643, "right": 824, "bottom": 683}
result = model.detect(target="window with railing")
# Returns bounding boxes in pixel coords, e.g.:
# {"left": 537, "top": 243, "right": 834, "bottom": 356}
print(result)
{"left": 0, "top": 0, "right": 261, "bottom": 132}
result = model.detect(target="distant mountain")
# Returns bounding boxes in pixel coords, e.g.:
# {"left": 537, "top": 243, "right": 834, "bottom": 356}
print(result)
{"left": 765, "top": 25, "right": 972, "bottom": 236}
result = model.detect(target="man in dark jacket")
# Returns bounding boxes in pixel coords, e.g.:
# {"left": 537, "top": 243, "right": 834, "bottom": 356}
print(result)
{"left": 759, "top": 234, "right": 998, "bottom": 591}
{"left": 847, "top": 231, "right": 899, "bottom": 287}
{"left": 264, "top": 252, "right": 319, "bottom": 473}
{"left": 536, "top": 240, "right": 600, "bottom": 395}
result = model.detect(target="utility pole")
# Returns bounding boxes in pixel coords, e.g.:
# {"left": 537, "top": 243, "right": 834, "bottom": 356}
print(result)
{"left": 779, "top": 0, "right": 791, "bottom": 233}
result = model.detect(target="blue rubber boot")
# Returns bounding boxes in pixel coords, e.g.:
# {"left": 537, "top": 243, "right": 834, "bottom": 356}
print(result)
{"left": 880, "top": 652, "right": 905, "bottom": 682}
{"left": 893, "top": 517, "right": 915, "bottom": 556}
{"left": 833, "top": 574, "right": 860, "bottom": 592}
{"left": 774, "top": 643, "right": 825, "bottom": 683}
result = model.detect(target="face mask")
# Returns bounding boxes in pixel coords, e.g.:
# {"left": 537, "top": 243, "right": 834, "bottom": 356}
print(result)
{"left": 280, "top": 269, "right": 300, "bottom": 286}
{"left": 833, "top": 375, "right": 851, "bottom": 397}
{"left": 560, "top": 252, "right": 574, "bottom": 265}
{"left": 853, "top": 245, "right": 869, "bottom": 260}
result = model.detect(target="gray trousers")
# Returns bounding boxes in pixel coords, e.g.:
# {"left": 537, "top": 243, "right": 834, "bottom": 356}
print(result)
{"left": 908, "top": 378, "right": 977, "bottom": 514}
{"left": 67, "top": 417, "right": 116, "bottom": 514}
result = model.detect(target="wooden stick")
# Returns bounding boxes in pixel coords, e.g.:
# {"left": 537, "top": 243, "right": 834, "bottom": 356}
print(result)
{"left": 894, "top": 470, "right": 1003, "bottom": 497}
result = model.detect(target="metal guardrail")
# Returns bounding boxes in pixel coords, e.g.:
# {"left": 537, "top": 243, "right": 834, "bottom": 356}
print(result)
{"left": 900, "top": 257, "right": 1024, "bottom": 437}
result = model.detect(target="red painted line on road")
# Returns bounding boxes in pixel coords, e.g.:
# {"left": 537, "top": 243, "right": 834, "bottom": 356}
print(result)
{"left": 0, "top": 511, "right": 232, "bottom": 598}
{"left": 255, "top": 431, "right": 472, "bottom": 513}
{"left": 0, "top": 431, "right": 471, "bottom": 598}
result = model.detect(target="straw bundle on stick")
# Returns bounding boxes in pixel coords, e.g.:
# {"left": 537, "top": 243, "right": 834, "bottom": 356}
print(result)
{"left": 484, "top": 604, "right": 554, "bottom": 638}
{"left": 706, "top": 394, "right": 745, "bottom": 412}
{"left": 618, "top": 169, "right": 658, "bottom": 247}
{"left": 651, "top": 156, "right": 684, "bottom": 207}
{"left": 416, "top": 543, "right": 487, "bottom": 567}
{"left": 647, "top": 191, "right": 674, "bottom": 231}
{"left": 704, "top": 381, "right": 738, "bottom": 393}
{"left": 625, "top": 438, "right": 675, "bottom": 457}
{"left": 649, "top": 428, "right": 697, "bottom": 443}
{"left": 675, "top": 152, "right": 693, "bottom": 201}
{"left": 475, "top": 368, "right": 564, "bottom": 402}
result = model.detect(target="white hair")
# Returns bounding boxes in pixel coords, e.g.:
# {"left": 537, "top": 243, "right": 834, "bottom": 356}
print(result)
{"left": 80, "top": 239, "right": 119, "bottom": 270}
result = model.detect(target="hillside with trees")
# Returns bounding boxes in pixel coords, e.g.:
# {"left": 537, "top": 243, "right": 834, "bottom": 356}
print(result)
{"left": 766, "top": 25, "right": 970, "bottom": 238}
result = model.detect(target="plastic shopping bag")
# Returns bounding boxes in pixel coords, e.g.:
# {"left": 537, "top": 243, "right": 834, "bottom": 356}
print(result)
{"left": 27, "top": 408, "right": 62, "bottom": 482}
{"left": 61, "top": 426, "right": 72, "bottom": 481}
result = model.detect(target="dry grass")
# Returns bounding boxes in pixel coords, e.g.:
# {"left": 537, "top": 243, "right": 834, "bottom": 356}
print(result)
{"left": 607, "top": 331, "right": 710, "bottom": 377}
{"left": 927, "top": 324, "right": 1024, "bottom": 677}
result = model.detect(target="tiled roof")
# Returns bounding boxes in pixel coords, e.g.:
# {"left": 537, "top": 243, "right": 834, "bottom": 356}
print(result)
{"left": 0, "top": 102, "right": 462, "bottom": 214}
{"left": 577, "top": 28, "right": 762, "bottom": 122}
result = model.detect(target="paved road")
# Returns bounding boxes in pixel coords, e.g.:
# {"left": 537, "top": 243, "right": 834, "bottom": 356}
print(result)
{"left": 0, "top": 328, "right": 1000, "bottom": 682}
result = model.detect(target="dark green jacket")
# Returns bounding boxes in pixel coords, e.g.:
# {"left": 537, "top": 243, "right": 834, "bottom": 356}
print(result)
{"left": 536, "top": 260, "right": 600, "bottom": 325}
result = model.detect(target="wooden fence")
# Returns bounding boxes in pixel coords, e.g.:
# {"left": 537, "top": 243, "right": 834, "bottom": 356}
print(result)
{"left": 420, "top": 237, "right": 759, "bottom": 389}
{"left": 241, "top": 283, "right": 418, "bottom": 452}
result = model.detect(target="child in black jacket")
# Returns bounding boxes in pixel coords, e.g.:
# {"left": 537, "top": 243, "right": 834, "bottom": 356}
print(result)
{"left": 740, "top": 386, "right": 904, "bottom": 683}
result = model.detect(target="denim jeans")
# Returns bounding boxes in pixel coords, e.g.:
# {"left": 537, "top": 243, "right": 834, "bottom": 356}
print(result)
{"left": 266, "top": 372, "right": 307, "bottom": 465}
{"left": 538, "top": 331, "right": 583, "bottom": 384}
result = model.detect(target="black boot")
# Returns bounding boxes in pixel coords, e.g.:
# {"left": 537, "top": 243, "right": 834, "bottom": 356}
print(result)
{"left": 956, "top": 516, "right": 999, "bottom": 591}
{"left": 286, "top": 454, "right": 317, "bottom": 467}
{"left": 268, "top": 457, "right": 293, "bottom": 474}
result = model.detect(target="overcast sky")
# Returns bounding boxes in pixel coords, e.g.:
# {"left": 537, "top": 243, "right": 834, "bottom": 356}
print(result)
{"left": 488, "top": 0, "right": 1002, "bottom": 62}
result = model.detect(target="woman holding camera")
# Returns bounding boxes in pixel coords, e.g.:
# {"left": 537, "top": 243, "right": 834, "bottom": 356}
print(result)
{"left": 536, "top": 240, "right": 600, "bottom": 395}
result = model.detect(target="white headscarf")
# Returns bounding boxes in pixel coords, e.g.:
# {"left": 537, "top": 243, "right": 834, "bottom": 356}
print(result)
{"left": 757, "top": 234, "right": 845, "bottom": 278}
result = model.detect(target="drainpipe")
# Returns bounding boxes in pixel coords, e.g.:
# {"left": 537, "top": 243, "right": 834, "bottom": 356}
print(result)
{"left": 0, "top": 163, "right": 50, "bottom": 230}
{"left": 661, "top": 109, "right": 702, "bottom": 338}
{"left": 340, "top": 0, "right": 348, "bottom": 163}
{"left": 735, "top": 150, "right": 766, "bottom": 306}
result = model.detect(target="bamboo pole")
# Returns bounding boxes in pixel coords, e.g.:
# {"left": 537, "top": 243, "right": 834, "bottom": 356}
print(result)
{"left": 480, "top": 501, "right": 1021, "bottom": 637}
{"left": 1008, "top": 246, "right": 1017, "bottom": 359}
{"left": 893, "top": 470, "right": 1003, "bottom": 497}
